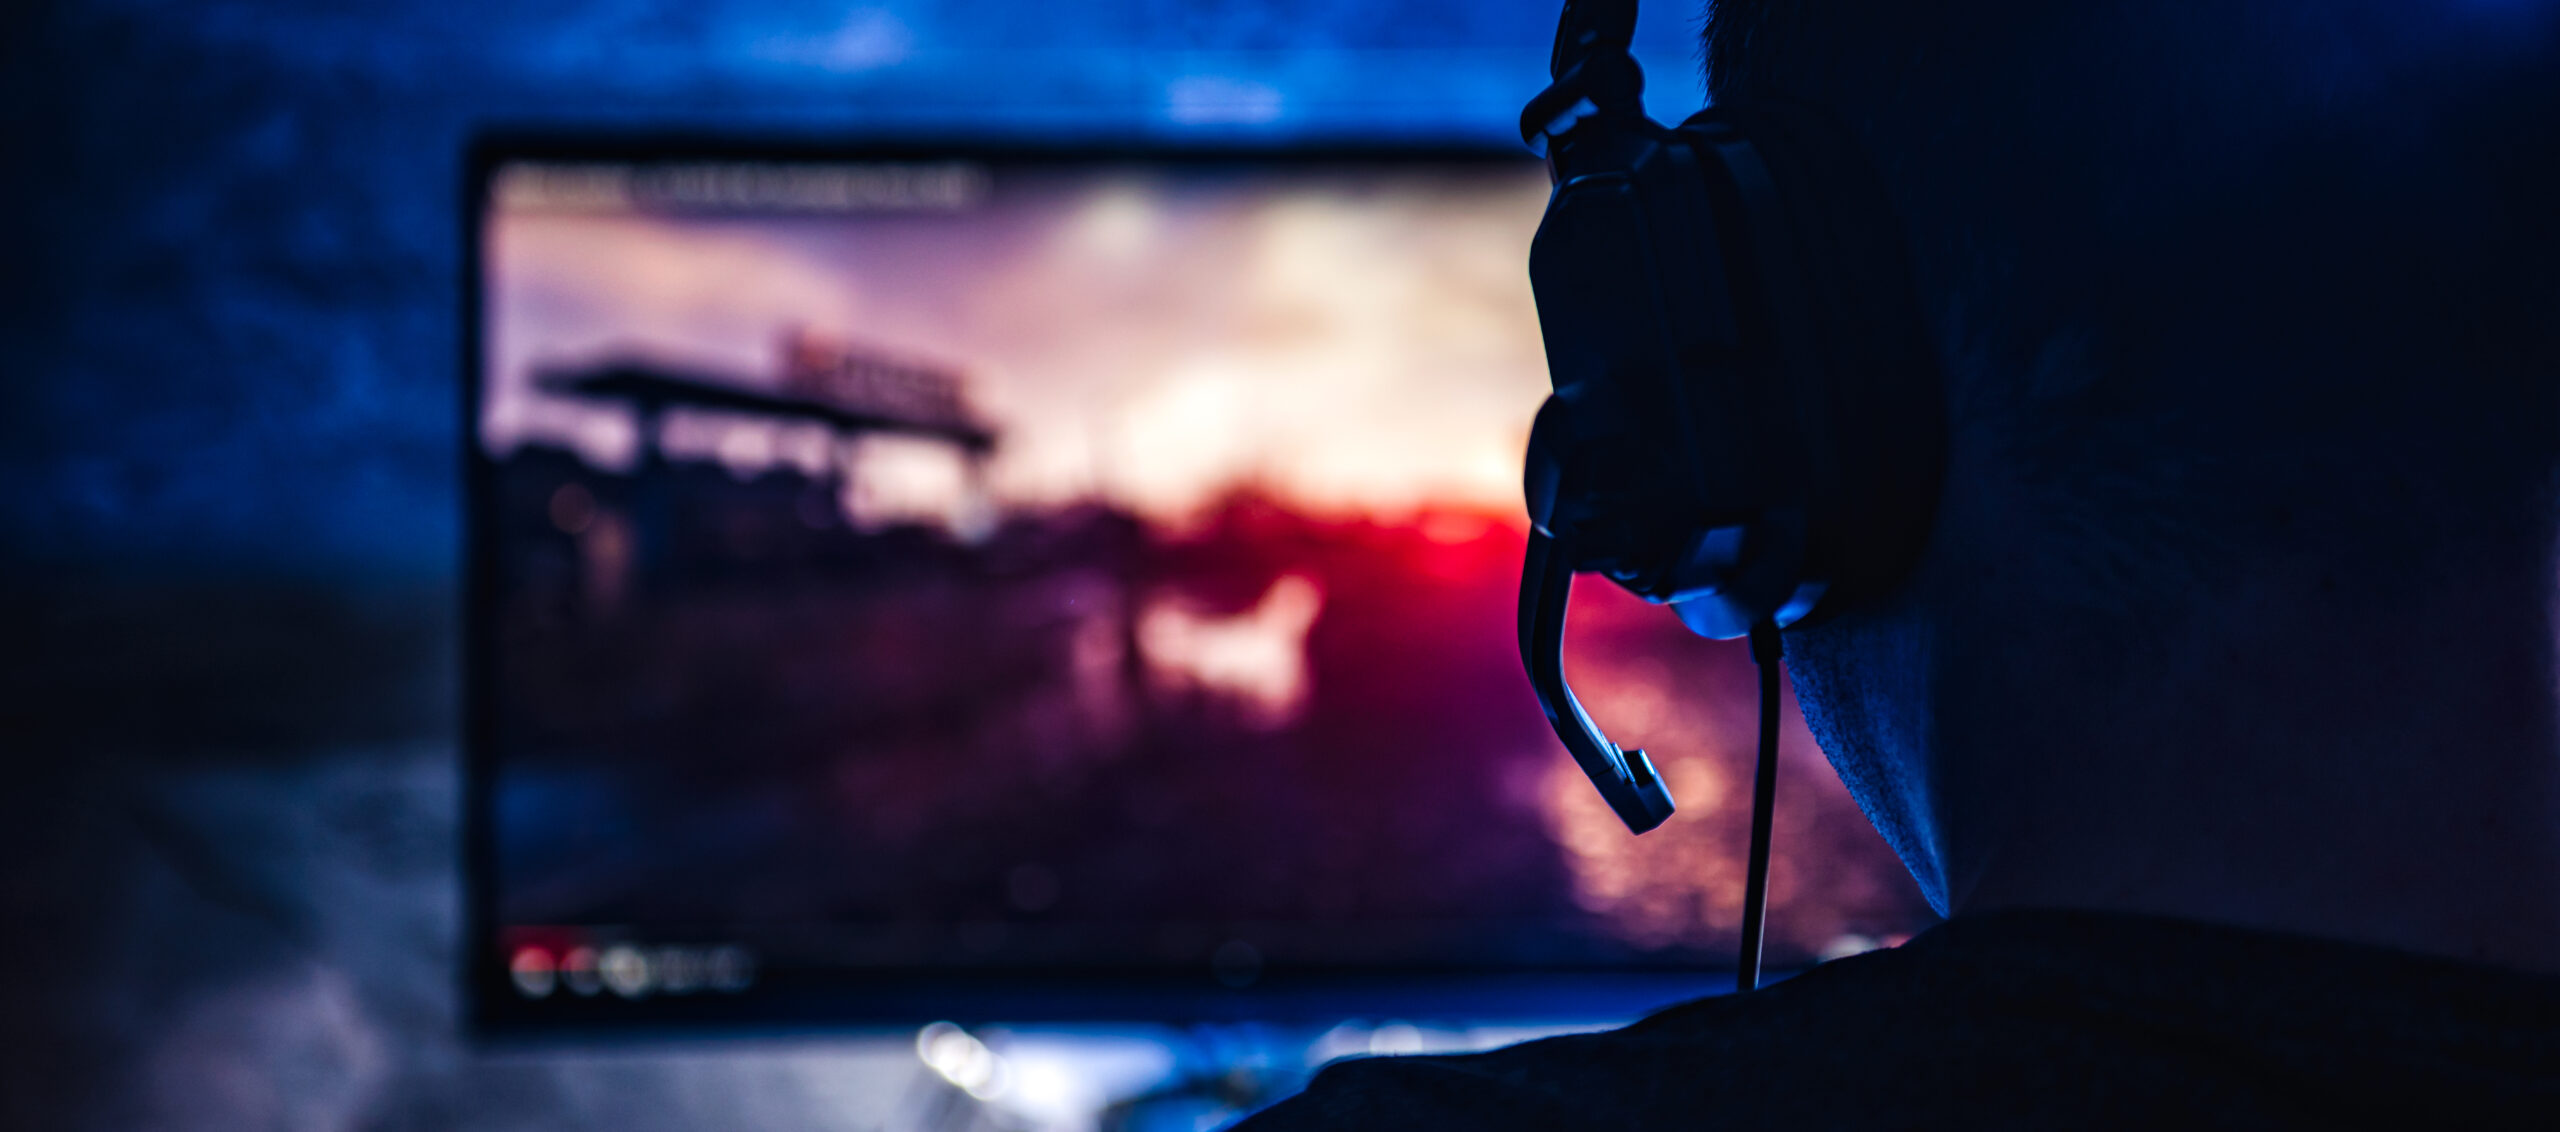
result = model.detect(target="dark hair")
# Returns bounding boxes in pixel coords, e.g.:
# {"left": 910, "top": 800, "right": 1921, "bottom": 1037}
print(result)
{"left": 1700, "top": 1, "right": 2560, "bottom": 619}
{"left": 1699, "top": 0, "right": 1775, "bottom": 103}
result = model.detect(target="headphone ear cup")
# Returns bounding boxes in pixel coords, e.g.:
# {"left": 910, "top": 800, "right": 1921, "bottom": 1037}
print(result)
{"left": 1525, "top": 384, "right": 1698, "bottom": 588}
{"left": 1682, "top": 104, "right": 1947, "bottom": 626}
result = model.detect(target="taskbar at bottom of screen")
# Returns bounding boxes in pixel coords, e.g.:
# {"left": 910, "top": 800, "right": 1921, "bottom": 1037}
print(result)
{"left": 471, "top": 925, "right": 1745, "bottom": 1034}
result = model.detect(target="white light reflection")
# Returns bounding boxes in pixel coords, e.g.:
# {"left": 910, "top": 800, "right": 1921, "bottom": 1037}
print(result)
{"left": 912, "top": 1024, "right": 1183, "bottom": 1131}
{"left": 915, "top": 1021, "right": 1019, "bottom": 1103}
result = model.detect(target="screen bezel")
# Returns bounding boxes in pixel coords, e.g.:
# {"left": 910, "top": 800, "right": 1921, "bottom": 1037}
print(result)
{"left": 458, "top": 132, "right": 1736, "bottom": 1037}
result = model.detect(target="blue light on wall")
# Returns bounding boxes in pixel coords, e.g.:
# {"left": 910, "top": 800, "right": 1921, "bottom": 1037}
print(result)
{"left": 4, "top": 0, "right": 1710, "bottom": 580}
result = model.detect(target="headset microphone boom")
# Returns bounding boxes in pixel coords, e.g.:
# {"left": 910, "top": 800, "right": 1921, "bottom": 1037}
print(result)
{"left": 1513, "top": 0, "right": 1946, "bottom": 990}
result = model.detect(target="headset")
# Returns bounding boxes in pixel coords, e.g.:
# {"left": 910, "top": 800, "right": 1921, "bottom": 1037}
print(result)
{"left": 1515, "top": 0, "right": 1946, "bottom": 989}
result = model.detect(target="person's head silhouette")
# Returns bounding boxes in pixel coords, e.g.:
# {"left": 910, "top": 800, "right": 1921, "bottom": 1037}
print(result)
{"left": 1239, "top": 8, "right": 2560, "bottom": 1129}
{"left": 1712, "top": 0, "right": 2560, "bottom": 970}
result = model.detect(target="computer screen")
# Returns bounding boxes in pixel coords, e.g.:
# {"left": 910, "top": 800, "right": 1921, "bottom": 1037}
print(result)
{"left": 464, "top": 141, "right": 1931, "bottom": 1031}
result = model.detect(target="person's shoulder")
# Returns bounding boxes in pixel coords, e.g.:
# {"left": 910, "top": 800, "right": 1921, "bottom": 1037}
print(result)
{"left": 1232, "top": 908, "right": 2560, "bottom": 1129}
{"left": 1232, "top": 947, "right": 1932, "bottom": 1132}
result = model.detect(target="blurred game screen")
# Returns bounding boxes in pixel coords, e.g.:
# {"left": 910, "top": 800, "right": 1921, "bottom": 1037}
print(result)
{"left": 465, "top": 142, "right": 1929, "bottom": 1029}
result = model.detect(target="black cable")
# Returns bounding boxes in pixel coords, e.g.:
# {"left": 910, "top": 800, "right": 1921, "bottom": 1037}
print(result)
{"left": 1737, "top": 621, "right": 1783, "bottom": 992}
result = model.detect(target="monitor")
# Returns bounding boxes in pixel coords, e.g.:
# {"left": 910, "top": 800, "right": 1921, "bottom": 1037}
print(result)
{"left": 462, "top": 138, "right": 1930, "bottom": 1033}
